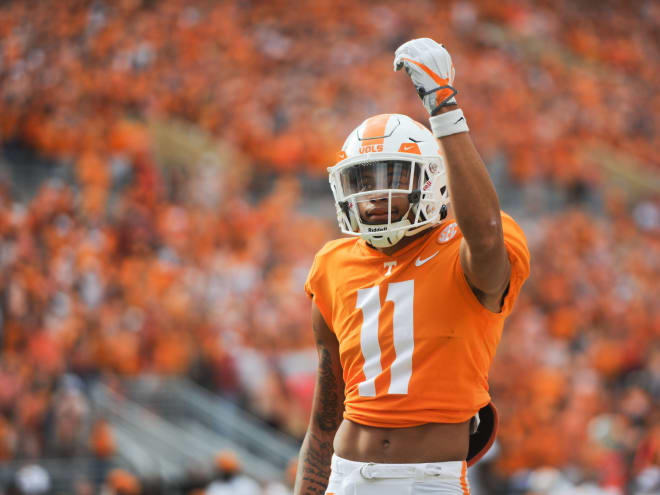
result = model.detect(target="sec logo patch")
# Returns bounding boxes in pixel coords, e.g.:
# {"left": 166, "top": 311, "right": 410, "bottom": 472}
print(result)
{"left": 437, "top": 222, "right": 459, "bottom": 243}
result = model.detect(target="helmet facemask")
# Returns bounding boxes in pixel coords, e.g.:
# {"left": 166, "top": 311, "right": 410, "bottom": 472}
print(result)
{"left": 329, "top": 155, "right": 449, "bottom": 248}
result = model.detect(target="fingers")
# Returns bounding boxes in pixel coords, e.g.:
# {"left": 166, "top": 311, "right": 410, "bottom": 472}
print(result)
{"left": 393, "top": 38, "right": 426, "bottom": 70}
{"left": 394, "top": 38, "right": 457, "bottom": 114}
{"left": 395, "top": 38, "right": 444, "bottom": 61}
{"left": 399, "top": 57, "right": 449, "bottom": 87}
{"left": 394, "top": 38, "right": 451, "bottom": 80}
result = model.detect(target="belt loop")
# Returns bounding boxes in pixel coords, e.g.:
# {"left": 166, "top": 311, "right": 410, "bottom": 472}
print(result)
{"left": 414, "top": 465, "right": 425, "bottom": 482}
{"left": 425, "top": 464, "right": 443, "bottom": 476}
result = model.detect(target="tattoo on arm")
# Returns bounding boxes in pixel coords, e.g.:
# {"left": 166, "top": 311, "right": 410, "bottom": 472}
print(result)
{"left": 298, "top": 431, "right": 334, "bottom": 494}
{"left": 315, "top": 346, "right": 342, "bottom": 432}
{"left": 295, "top": 337, "right": 344, "bottom": 495}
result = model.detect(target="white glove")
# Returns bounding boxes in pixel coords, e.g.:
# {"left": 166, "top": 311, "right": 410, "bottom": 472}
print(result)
{"left": 394, "top": 38, "right": 457, "bottom": 115}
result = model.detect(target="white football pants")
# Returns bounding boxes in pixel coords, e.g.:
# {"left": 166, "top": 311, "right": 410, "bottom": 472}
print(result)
{"left": 325, "top": 454, "right": 470, "bottom": 495}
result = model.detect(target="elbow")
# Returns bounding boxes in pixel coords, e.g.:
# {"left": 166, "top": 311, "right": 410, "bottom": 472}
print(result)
{"left": 469, "top": 217, "right": 504, "bottom": 254}
{"left": 312, "top": 412, "right": 343, "bottom": 434}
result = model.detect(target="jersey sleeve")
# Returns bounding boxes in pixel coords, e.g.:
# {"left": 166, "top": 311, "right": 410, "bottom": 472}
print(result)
{"left": 500, "top": 212, "right": 531, "bottom": 317}
{"left": 304, "top": 248, "right": 334, "bottom": 332}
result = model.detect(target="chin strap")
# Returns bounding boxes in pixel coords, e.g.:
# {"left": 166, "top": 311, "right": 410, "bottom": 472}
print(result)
{"left": 403, "top": 222, "right": 433, "bottom": 238}
{"left": 362, "top": 228, "right": 406, "bottom": 248}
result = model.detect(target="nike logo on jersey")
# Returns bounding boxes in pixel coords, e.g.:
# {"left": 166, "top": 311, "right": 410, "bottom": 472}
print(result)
{"left": 415, "top": 251, "right": 439, "bottom": 267}
{"left": 454, "top": 116, "right": 465, "bottom": 124}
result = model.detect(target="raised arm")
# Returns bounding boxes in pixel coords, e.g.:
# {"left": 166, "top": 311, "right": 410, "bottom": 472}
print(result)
{"left": 435, "top": 105, "right": 510, "bottom": 311}
{"left": 394, "top": 38, "right": 510, "bottom": 311}
{"left": 294, "top": 303, "right": 345, "bottom": 495}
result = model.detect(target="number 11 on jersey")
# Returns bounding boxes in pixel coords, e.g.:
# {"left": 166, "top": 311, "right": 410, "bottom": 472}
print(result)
{"left": 355, "top": 280, "right": 415, "bottom": 397}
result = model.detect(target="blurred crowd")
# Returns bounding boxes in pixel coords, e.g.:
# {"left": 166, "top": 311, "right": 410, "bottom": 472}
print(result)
{"left": 3, "top": 450, "right": 297, "bottom": 495}
{"left": 483, "top": 206, "right": 660, "bottom": 494}
{"left": 1, "top": 0, "right": 658, "bottom": 183}
{"left": 0, "top": 0, "right": 659, "bottom": 494}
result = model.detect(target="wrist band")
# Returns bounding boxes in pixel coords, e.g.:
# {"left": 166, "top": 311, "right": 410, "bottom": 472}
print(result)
{"left": 429, "top": 109, "right": 469, "bottom": 138}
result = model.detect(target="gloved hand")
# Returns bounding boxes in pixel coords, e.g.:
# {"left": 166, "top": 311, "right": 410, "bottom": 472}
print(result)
{"left": 394, "top": 38, "right": 457, "bottom": 115}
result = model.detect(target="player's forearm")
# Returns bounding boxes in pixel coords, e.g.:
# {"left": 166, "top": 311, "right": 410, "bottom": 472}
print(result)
{"left": 436, "top": 106, "right": 503, "bottom": 253}
{"left": 394, "top": 39, "right": 503, "bottom": 251}
{"left": 294, "top": 427, "right": 335, "bottom": 495}
{"left": 295, "top": 308, "right": 344, "bottom": 495}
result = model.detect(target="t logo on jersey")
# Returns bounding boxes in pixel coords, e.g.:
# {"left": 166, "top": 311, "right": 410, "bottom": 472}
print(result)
{"left": 384, "top": 261, "right": 397, "bottom": 276}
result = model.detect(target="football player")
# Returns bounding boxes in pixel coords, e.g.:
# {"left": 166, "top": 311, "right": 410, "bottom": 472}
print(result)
{"left": 294, "top": 38, "right": 530, "bottom": 495}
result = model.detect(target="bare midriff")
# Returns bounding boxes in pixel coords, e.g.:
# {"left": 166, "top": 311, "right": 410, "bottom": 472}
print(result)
{"left": 333, "top": 418, "right": 471, "bottom": 464}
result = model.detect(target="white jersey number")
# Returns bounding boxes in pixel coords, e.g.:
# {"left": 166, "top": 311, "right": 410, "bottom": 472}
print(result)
{"left": 355, "top": 280, "right": 414, "bottom": 396}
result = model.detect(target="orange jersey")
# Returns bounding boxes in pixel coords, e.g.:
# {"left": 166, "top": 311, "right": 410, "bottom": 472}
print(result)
{"left": 305, "top": 212, "right": 530, "bottom": 427}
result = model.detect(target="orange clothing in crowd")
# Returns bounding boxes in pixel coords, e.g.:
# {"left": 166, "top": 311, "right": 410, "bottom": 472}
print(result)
{"left": 0, "top": 0, "right": 658, "bottom": 488}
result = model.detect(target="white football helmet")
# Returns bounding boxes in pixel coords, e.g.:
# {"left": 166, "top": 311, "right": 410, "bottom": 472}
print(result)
{"left": 328, "top": 113, "right": 450, "bottom": 248}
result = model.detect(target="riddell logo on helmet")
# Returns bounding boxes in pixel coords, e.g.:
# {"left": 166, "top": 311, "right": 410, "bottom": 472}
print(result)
{"left": 423, "top": 180, "right": 432, "bottom": 191}
{"left": 367, "top": 226, "right": 388, "bottom": 232}
{"left": 359, "top": 144, "right": 384, "bottom": 153}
